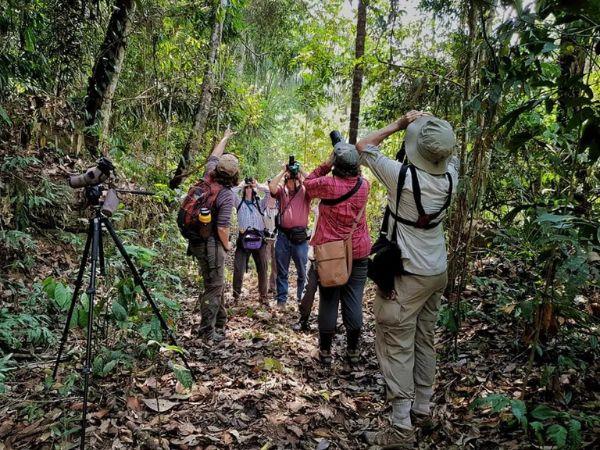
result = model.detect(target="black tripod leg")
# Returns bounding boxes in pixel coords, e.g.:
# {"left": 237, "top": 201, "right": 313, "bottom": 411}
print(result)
{"left": 81, "top": 217, "right": 100, "bottom": 450}
{"left": 102, "top": 218, "right": 197, "bottom": 381}
{"left": 98, "top": 225, "right": 106, "bottom": 276}
{"left": 53, "top": 220, "right": 93, "bottom": 379}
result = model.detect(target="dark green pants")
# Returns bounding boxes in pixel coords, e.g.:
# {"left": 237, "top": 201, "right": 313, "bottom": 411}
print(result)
{"left": 190, "top": 236, "right": 227, "bottom": 337}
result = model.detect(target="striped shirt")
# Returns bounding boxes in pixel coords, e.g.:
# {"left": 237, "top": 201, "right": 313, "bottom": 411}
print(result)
{"left": 232, "top": 188, "right": 267, "bottom": 233}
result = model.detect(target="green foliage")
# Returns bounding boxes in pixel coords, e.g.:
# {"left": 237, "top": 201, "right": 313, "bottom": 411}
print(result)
{"left": 0, "top": 308, "right": 54, "bottom": 350}
{"left": 0, "top": 155, "right": 72, "bottom": 231}
{"left": 0, "top": 353, "right": 14, "bottom": 394}
{"left": 473, "top": 394, "right": 598, "bottom": 448}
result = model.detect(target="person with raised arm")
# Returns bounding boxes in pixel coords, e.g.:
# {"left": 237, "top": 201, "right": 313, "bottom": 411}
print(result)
{"left": 356, "top": 111, "right": 459, "bottom": 446}
{"left": 268, "top": 158, "right": 311, "bottom": 308}
{"left": 187, "top": 127, "right": 239, "bottom": 344}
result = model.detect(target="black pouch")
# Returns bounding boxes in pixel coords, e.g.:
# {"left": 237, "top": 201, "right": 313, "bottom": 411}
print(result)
{"left": 287, "top": 227, "right": 308, "bottom": 244}
{"left": 368, "top": 164, "right": 409, "bottom": 295}
{"left": 368, "top": 235, "right": 403, "bottom": 294}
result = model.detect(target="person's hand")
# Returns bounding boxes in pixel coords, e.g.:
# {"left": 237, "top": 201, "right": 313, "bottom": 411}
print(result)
{"left": 251, "top": 178, "right": 257, "bottom": 188}
{"left": 397, "top": 110, "right": 429, "bottom": 130}
{"left": 223, "top": 127, "right": 236, "bottom": 140}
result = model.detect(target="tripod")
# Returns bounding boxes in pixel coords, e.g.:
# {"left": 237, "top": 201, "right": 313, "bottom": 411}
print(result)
{"left": 52, "top": 187, "right": 196, "bottom": 449}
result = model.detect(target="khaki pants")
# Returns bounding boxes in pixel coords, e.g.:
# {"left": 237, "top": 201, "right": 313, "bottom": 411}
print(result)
{"left": 373, "top": 271, "right": 447, "bottom": 401}
{"left": 190, "top": 236, "right": 227, "bottom": 337}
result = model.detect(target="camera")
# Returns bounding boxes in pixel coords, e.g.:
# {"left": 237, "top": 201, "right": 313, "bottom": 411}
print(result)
{"left": 245, "top": 177, "right": 253, "bottom": 185}
{"left": 69, "top": 157, "right": 115, "bottom": 188}
{"left": 330, "top": 130, "right": 344, "bottom": 146}
{"left": 286, "top": 155, "right": 300, "bottom": 179}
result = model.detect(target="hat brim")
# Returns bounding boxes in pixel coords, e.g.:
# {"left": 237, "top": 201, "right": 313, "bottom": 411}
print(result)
{"left": 404, "top": 116, "right": 450, "bottom": 175}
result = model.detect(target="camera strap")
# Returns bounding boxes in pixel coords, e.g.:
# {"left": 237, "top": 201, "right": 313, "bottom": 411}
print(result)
{"left": 279, "top": 186, "right": 302, "bottom": 219}
{"left": 320, "top": 177, "right": 363, "bottom": 206}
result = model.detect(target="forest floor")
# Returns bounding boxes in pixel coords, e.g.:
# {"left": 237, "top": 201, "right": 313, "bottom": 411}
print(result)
{"left": 1, "top": 247, "right": 599, "bottom": 449}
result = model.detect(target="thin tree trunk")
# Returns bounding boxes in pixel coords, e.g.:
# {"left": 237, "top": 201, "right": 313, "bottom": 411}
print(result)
{"left": 169, "top": 0, "right": 227, "bottom": 189}
{"left": 83, "top": 0, "right": 135, "bottom": 157}
{"left": 348, "top": 0, "right": 367, "bottom": 145}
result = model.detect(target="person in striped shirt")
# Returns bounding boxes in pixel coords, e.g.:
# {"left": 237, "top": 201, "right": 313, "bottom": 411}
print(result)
{"left": 232, "top": 178, "right": 270, "bottom": 304}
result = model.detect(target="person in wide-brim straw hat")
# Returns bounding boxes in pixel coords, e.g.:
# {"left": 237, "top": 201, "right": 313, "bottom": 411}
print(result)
{"left": 355, "top": 111, "right": 460, "bottom": 447}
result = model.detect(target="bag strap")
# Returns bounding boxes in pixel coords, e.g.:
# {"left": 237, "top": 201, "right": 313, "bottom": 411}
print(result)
{"left": 384, "top": 163, "right": 409, "bottom": 243}
{"left": 320, "top": 177, "right": 363, "bottom": 206}
{"left": 279, "top": 187, "right": 302, "bottom": 218}
{"left": 347, "top": 202, "right": 366, "bottom": 240}
{"left": 389, "top": 166, "right": 453, "bottom": 230}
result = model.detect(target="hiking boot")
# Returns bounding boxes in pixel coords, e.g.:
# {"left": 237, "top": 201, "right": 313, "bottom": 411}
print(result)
{"left": 362, "top": 424, "right": 415, "bottom": 449}
{"left": 213, "top": 329, "right": 226, "bottom": 342}
{"left": 345, "top": 349, "right": 360, "bottom": 365}
{"left": 319, "top": 350, "right": 332, "bottom": 366}
{"left": 292, "top": 318, "right": 309, "bottom": 332}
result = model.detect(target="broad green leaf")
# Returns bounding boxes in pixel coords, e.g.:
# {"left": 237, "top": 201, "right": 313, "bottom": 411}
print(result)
{"left": 546, "top": 424, "right": 567, "bottom": 447}
{"left": 173, "top": 364, "right": 193, "bottom": 389}
{"left": 54, "top": 284, "right": 71, "bottom": 311}
{"left": 511, "top": 400, "right": 527, "bottom": 426}
{"left": 0, "top": 105, "right": 12, "bottom": 126}
{"left": 530, "top": 404, "right": 558, "bottom": 420}
{"left": 102, "top": 359, "right": 118, "bottom": 375}
{"left": 111, "top": 302, "right": 128, "bottom": 321}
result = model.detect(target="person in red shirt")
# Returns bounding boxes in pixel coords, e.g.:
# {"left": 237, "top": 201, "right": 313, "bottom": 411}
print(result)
{"left": 268, "top": 160, "right": 312, "bottom": 307}
{"left": 304, "top": 142, "right": 371, "bottom": 365}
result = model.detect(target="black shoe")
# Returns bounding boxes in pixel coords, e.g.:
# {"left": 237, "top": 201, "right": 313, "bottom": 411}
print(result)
{"left": 319, "top": 350, "right": 332, "bottom": 366}
{"left": 346, "top": 349, "right": 360, "bottom": 365}
{"left": 292, "top": 319, "right": 309, "bottom": 332}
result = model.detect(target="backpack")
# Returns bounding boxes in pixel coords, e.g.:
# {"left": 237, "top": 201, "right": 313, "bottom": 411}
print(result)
{"left": 177, "top": 178, "right": 223, "bottom": 242}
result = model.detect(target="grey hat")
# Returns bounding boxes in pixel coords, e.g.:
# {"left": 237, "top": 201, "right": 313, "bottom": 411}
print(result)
{"left": 333, "top": 142, "right": 359, "bottom": 169}
{"left": 216, "top": 153, "right": 239, "bottom": 176}
{"left": 405, "top": 116, "right": 456, "bottom": 175}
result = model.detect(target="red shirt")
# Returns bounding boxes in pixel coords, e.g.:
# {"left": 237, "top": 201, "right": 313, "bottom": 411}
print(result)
{"left": 274, "top": 184, "right": 311, "bottom": 229}
{"left": 304, "top": 163, "right": 371, "bottom": 260}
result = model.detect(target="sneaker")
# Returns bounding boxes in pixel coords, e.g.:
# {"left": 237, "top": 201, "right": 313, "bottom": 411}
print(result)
{"left": 362, "top": 424, "right": 415, "bottom": 449}
{"left": 319, "top": 350, "right": 332, "bottom": 366}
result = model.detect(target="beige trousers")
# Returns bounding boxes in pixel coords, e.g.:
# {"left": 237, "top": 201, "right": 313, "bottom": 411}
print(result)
{"left": 373, "top": 271, "right": 447, "bottom": 401}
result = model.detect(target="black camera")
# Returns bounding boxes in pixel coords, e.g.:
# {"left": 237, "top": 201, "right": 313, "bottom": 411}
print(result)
{"left": 245, "top": 177, "right": 253, "bottom": 185}
{"left": 286, "top": 155, "right": 300, "bottom": 179}
{"left": 69, "top": 157, "right": 115, "bottom": 188}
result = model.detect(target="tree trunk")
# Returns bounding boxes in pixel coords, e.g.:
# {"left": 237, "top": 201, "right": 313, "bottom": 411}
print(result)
{"left": 348, "top": 0, "right": 367, "bottom": 145}
{"left": 169, "top": 0, "right": 227, "bottom": 189}
{"left": 83, "top": 0, "right": 135, "bottom": 157}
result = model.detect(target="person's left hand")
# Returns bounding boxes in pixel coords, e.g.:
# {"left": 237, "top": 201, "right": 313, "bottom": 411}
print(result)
{"left": 397, "top": 110, "right": 429, "bottom": 130}
{"left": 223, "top": 126, "right": 236, "bottom": 140}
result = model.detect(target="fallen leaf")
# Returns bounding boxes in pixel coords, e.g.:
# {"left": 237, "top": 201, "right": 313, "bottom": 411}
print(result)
{"left": 141, "top": 398, "right": 178, "bottom": 413}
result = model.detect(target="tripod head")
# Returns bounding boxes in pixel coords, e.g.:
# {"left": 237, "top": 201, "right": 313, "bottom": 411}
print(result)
{"left": 84, "top": 185, "right": 155, "bottom": 217}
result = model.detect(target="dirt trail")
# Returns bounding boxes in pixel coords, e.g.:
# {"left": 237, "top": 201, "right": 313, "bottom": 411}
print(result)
{"left": 2, "top": 265, "right": 538, "bottom": 449}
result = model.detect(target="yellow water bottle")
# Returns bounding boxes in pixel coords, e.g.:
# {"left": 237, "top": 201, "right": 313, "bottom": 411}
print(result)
{"left": 199, "top": 208, "right": 211, "bottom": 224}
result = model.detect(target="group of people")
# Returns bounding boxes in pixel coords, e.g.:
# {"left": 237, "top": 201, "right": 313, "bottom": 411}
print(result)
{"left": 182, "top": 110, "right": 459, "bottom": 447}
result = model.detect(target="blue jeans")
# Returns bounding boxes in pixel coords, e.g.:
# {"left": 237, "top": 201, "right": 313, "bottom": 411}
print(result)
{"left": 275, "top": 232, "right": 308, "bottom": 304}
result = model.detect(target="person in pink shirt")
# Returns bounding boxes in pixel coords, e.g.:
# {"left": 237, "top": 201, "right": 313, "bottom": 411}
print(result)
{"left": 304, "top": 141, "right": 371, "bottom": 365}
{"left": 268, "top": 159, "right": 312, "bottom": 306}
